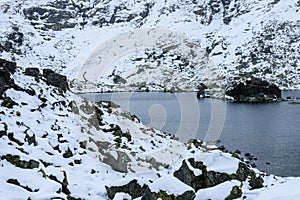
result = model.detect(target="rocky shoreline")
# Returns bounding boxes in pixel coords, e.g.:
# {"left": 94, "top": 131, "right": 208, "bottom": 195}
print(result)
{"left": 1, "top": 58, "right": 300, "bottom": 199}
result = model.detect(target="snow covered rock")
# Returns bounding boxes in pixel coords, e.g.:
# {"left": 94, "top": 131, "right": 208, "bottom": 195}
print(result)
{"left": 1, "top": 58, "right": 300, "bottom": 199}
{"left": 0, "top": 58, "right": 17, "bottom": 96}
{"left": 226, "top": 76, "right": 281, "bottom": 102}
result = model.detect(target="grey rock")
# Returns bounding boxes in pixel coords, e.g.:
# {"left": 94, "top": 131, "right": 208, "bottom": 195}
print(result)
{"left": 25, "top": 67, "right": 40, "bottom": 78}
{"left": 42, "top": 69, "right": 68, "bottom": 92}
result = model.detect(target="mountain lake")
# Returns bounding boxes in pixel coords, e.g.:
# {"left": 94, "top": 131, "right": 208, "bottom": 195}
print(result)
{"left": 82, "top": 91, "right": 300, "bottom": 177}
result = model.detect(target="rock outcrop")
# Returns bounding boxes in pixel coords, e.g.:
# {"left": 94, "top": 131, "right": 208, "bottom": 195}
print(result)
{"left": 226, "top": 77, "right": 281, "bottom": 102}
{"left": 0, "top": 58, "right": 16, "bottom": 97}
{"left": 105, "top": 179, "right": 196, "bottom": 200}
{"left": 42, "top": 69, "right": 68, "bottom": 92}
{"left": 196, "top": 83, "right": 208, "bottom": 99}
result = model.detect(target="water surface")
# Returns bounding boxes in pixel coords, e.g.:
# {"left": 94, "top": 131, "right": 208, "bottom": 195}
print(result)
{"left": 83, "top": 91, "right": 300, "bottom": 177}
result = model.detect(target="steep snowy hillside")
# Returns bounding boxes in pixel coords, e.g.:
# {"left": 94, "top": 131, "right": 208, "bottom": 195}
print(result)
{"left": 1, "top": 58, "right": 300, "bottom": 199}
{"left": 0, "top": 0, "right": 299, "bottom": 94}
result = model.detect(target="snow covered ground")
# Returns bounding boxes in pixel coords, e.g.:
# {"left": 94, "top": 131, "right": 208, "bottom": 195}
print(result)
{"left": 1, "top": 0, "right": 300, "bottom": 199}
{"left": 0, "top": 0, "right": 299, "bottom": 94}
{"left": 0, "top": 61, "right": 300, "bottom": 199}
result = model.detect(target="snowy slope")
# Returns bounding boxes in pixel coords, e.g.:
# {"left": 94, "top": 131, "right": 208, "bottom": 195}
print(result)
{"left": 0, "top": 0, "right": 299, "bottom": 94}
{"left": 1, "top": 60, "right": 300, "bottom": 199}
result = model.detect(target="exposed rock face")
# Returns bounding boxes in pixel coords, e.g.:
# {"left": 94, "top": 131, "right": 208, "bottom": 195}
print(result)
{"left": 225, "top": 186, "right": 242, "bottom": 200}
{"left": 106, "top": 180, "right": 148, "bottom": 199}
{"left": 226, "top": 77, "right": 281, "bottom": 102}
{"left": 25, "top": 67, "right": 40, "bottom": 78}
{"left": 174, "top": 158, "right": 264, "bottom": 192}
{"left": 174, "top": 159, "right": 232, "bottom": 191}
{"left": 197, "top": 83, "right": 208, "bottom": 99}
{"left": 0, "top": 58, "right": 17, "bottom": 97}
{"left": 42, "top": 69, "right": 68, "bottom": 92}
{"left": 105, "top": 179, "right": 195, "bottom": 200}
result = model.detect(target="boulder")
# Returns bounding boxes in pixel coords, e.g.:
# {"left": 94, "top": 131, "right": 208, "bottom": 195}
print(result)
{"left": 174, "top": 159, "right": 264, "bottom": 193}
{"left": 174, "top": 159, "right": 232, "bottom": 191}
{"left": 113, "top": 75, "right": 127, "bottom": 84}
{"left": 0, "top": 58, "right": 16, "bottom": 73}
{"left": 196, "top": 83, "right": 208, "bottom": 99}
{"left": 105, "top": 179, "right": 148, "bottom": 199}
{"left": 226, "top": 77, "right": 281, "bottom": 102}
{"left": 25, "top": 67, "right": 40, "bottom": 78}
{"left": 105, "top": 179, "right": 196, "bottom": 200}
{"left": 0, "top": 59, "right": 17, "bottom": 97}
{"left": 42, "top": 69, "right": 68, "bottom": 92}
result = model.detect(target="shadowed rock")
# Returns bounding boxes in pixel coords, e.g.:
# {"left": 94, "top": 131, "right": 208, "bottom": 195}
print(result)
{"left": 226, "top": 76, "right": 281, "bottom": 102}
{"left": 42, "top": 69, "right": 68, "bottom": 92}
{"left": 25, "top": 67, "right": 40, "bottom": 78}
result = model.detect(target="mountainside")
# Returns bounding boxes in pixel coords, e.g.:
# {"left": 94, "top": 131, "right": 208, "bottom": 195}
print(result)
{"left": 0, "top": 0, "right": 299, "bottom": 94}
{"left": 1, "top": 1, "right": 300, "bottom": 199}
{"left": 1, "top": 58, "right": 300, "bottom": 199}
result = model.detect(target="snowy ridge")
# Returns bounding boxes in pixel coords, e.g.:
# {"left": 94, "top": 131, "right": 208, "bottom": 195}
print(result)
{"left": 0, "top": 0, "right": 299, "bottom": 93}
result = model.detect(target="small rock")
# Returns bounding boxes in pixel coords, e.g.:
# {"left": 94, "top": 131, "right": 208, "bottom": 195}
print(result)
{"left": 225, "top": 186, "right": 242, "bottom": 200}
{"left": 25, "top": 67, "right": 40, "bottom": 78}
{"left": 63, "top": 148, "right": 73, "bottom": 158}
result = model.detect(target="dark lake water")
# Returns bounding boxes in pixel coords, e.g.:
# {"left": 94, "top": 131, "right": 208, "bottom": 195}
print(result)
{"left": 83, "top": 91, "right": 300, "bottom": 177}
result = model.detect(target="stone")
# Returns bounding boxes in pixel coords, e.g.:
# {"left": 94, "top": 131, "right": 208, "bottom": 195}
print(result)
{"left": 225, "top": 186, "right": 242, "bottom": 200}
{"left": 174, "top": 159, "right": 231, "bottom": 191}
{"left": 173, "top": 160, "right": 195, "bottom": 187}
{"left": 42, "top": 69, "right": 68, "bottom": 92}
{"left": 142, "top": 190, "right": 195, "bottom": 200}
{"left": 1, "top": 97, "right": 18, "bottom": 108}
{"left": 0, "top": 58, "right": 16, "bottom": 73}
{"left": 113, "top": 75, "right": 127, "bottom": 84}
{"left": 0, "top": 59, "right": 17, "bottom": 97}
{"left": 236, "top": 162, "right": 264, "bottom": 190}
{"left": 196, "top": 83, "right": 208, "bottom": 99}
{"left": 105, "top": 179, "right": 148, "bottom": 199}
{"left": 226, "top": 76, "right": 281, "bottom": 102}
{"left": 25, "top": 67, "right": 40, "bottom": 78}
{"left": 1, "top": 154, "right": 39, "bottom": 169}
{"left": 106, "top": 179, "right": 195, "bottom": 200}
{"left": 63, "top": 148, "right": 73, "bottom": 158}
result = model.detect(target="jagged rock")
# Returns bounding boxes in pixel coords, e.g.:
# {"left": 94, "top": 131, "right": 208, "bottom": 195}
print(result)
{"left": 249, "top": 175, "right": 264, "bottom": 190}
{"left": 1, "top": 97, "right": 18, "bottom": 108}
{"left": 42, "top": 69, "right": 68, "bottom": 92}
{"left": 142, "top": 189, "right": 195, "bottom": 200}
{"left": 176, "top": 190, "right": 196, "bottom": 200}
{"left": 174, "top": 159, "right": 264, "bottom": 192}
{"left": 106, "top": 179, "right": 195, "bottom": 200}
{"left": 1, "top": 154, "right": 39, "bottom": 169}
{"left": 113, "top": 75, "right": 127, "bottom": 84}
{"left": 196, "top": 83, "right": 208, "bottom": 99}
{"left": 235, "top": 162, "right": 264, "bottom": 190}
{"left": 105, "top": 179, "right": 148, "bottom": 199}
{"left": 173, "top": 160, "right": 195, "bottom": 187}
{"left": 225, "top": 186, "right": 242, "bottom": 200}
{"left": 0, "top": 122, "right": 8, "bottom": 138}
{"left": 63, "top": 148, "right": 73, "bottom": 158}
{"left": 8, "top": 31, "right": 24, "bottom": 46}
{"left": 25, "top": 67, "right": 40, "bottom": 78}
{"left": 0, "top": 58, "right": 16, "bottom": 73}
{"left": 0, "top": 59, "right": 17, "bottom": 97}
{"left": 226, "top": 76, "right": 281, "bottom": 102}
{"left": 174, "top": 159, "right": 232, "bottom": 191}
{"left": 48, "top": 171, "right": 71, "bottom": 195}
{"left": 102, "top": 151, "right": 131, "bottom": 173}
{"left": 23, "top": 7, "right": 76, "bottom": 31}
{"left": 7, "top": 179, "right": 38, "bottom": 192}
